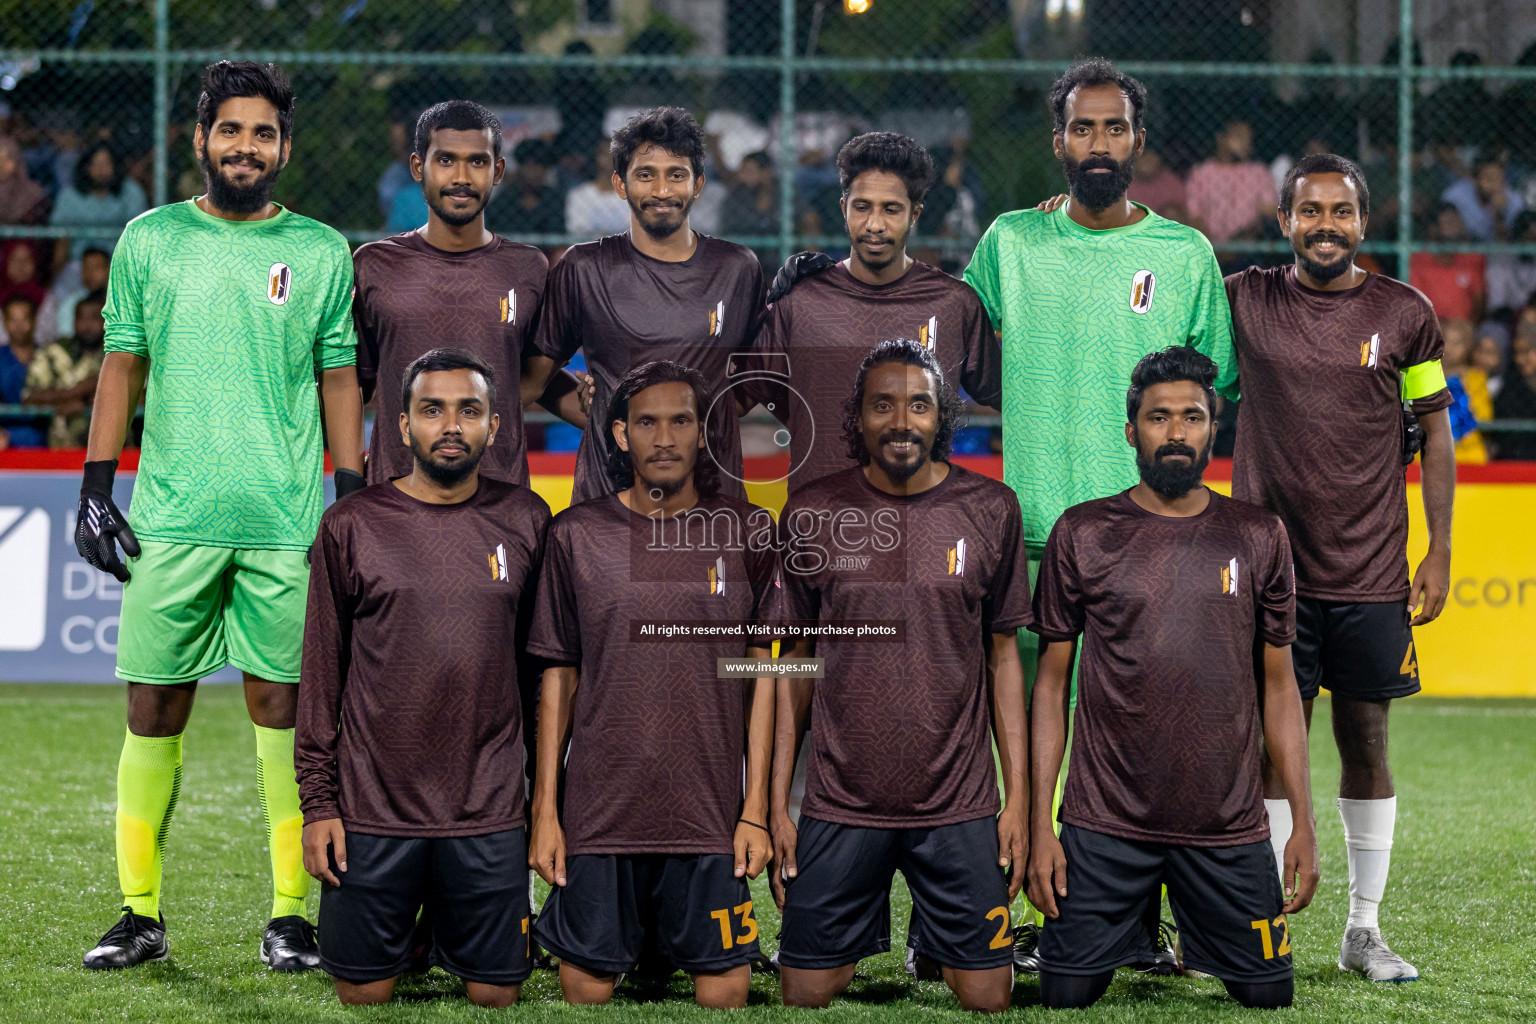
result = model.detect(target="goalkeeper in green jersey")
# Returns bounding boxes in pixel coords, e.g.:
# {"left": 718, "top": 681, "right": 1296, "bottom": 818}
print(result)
{"left": 76, "top": 61, "right": 364, "bottom": 971}
{"left": 963, "top": 57, "right": 1238, "bottom": 973}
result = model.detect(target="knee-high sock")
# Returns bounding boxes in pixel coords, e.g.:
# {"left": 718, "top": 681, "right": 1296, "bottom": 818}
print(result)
{"left": 116, "top": 729, "right": 183, "bottom": 919}
{"left": 1339, "top": 796, "right": 1396, "bottom": 932}
{"left": 1265, "top": 799, "right": 1293, "bottom": 886}
{"left": 254, "top": 724, "right": 309, "bottom": 920}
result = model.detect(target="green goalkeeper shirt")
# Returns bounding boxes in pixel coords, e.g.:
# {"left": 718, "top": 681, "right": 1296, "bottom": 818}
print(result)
{"left": 103, "top": 200, "right": 356, "bottom": 551}
{"left": 964, "top": 204, "right": 1237, "bottom": 551}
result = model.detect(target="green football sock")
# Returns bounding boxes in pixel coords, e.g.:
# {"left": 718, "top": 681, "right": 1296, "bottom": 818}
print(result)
{"left": 254, "top": 724, "right": 309, "bottom": 920}
{"left": 115, "top": 729, "right": 183, "bottom": 919}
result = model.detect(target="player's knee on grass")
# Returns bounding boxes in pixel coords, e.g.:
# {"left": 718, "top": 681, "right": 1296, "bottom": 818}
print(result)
{"left": 333, "top": 976, "right": 397, "bottom": 1005}
{"left": 1039, "top": 969, "right": 1112, "bottom": 1009}
{"left": 465, "top": 981, "right": 519, "bottom": 1008}
{"left": 559, "top": 961, "right": 616, "bottom": 1005}
{"left": 691, "top": 964, "right": 750, "bottom": 1009}
{"left": 1224, "top": 977, "right": 1293, "bottom": 1009}
{"left": 780, "top": 964, "right": 857, "bottom": 1007}
{"left": 944, "top": 964, "right": 1013, "bottom": 1013}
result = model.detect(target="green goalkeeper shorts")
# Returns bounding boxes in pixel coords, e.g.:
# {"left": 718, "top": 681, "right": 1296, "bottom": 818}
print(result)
{"left": 116, "top": 541, "right": 309, "bottom": 685}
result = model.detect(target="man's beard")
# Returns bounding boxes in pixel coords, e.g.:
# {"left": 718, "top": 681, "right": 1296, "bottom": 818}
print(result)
{"left": 1062, "top": 153, "right": 1135, "bottom": 212}
{"left": 408, "top": 432, "right": 485, "bottom": 488}
{"left": 868, "top": 429, "right": 929, "bottom": 483}
{"left": 636, "top": 456, "right": 694, "bottom": 498}
{"left": 1294, "top": 230, "right": 1358, "bottom": 283}
{"left": 1135, "top": 434, "right": 1213, "bottom": 499}
{"left": 849, "top": 223, "right": 911, "bottom": 275}
{"left": 199, "top": 148, "right": 281, "bottom": 215}
{"left": 629, "top": 191, "right": 694, "bottom": 240}
{"left": 426, "top": 185, "right": 487, "bottom": 228}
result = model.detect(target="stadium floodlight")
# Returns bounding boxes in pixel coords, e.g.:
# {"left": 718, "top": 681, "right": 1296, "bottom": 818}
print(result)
{"left": 843, "top": 0, "right": 871, "bottom": 14}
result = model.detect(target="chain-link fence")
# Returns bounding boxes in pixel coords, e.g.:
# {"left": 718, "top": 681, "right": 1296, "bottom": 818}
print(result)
{"left": 0, "top": 0, "right": 1534, "bottom": 453}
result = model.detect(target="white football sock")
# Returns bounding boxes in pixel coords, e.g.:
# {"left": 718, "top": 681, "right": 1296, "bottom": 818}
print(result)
{"left": 1339, "top": 796, "right": 1396, "bottom": 932}
{"left": 1264, "top": 798, "right": 1293, "bottom": 886}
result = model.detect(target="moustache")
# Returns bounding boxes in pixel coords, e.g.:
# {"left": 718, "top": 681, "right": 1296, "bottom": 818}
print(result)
{"left": 1155, "top": 442, "right": 1198, "bottom": 461}
{"left": 1303, "top": 231, "right": 1350, "bottom": 248}
{"left": 878, "top": 431, "right": 924, "bottom": 447}
{"left": 432, "top": 437, "right": 468, "bottom": 452}
{"left": 1076, "top": 157, "right": 1119, "bottom": 172}
{"left": 221, "top": 156, "right": 265, "bottom": 171}
{"left": 440, "top": 187, "right": 480, "bottom": 199}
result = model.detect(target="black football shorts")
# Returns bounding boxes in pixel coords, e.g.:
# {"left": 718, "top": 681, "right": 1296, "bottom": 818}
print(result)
{"left": 1039, "top": 824, "right": 1292, "bottom": 984}
{"left": 532, "top": 853, "right": 759, "bottom": 976}
{"left": 1292, "top": 597, "right": 1422, "bottom": 702}
{"left": 318, "top": 828, "right": 531, "bottom": 986}
{"left": 777, "top": 815, "right": 1014, "bottom": 972}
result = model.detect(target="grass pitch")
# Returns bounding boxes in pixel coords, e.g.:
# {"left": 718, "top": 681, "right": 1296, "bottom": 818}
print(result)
{"left": 0, "top": 684, "right": 1532, "bottom": 1023}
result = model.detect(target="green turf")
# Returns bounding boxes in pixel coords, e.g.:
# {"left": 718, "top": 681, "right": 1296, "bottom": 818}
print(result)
{"left": 0, "top": 685, "right": 1532, "bottom": 1023}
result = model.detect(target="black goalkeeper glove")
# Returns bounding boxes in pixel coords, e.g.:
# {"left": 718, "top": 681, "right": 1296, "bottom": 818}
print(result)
{"left": 76, "top": 459, "right": 140, "bottom": 583}
{"left": 1401, "top": 402, "right": 1426, "bottom": 466}
{"left": 334, "top": 468, "right": 366, "bottom": 501}
{"left": 767, "top": 251, "right": 836, "bottom": 305}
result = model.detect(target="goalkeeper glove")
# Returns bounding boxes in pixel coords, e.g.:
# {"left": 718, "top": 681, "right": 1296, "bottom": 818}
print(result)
{"left": 335, "top": 468, "right": 366, "bottom": 501}
{"left": 76, "top": 459, "right": 140, "bottom": 583}
{"left": 767, "top": 251, "right": 835, "bottom": 305}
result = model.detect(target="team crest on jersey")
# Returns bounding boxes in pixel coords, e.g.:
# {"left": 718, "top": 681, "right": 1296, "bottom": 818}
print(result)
{"left": 1129, "top": 270, "right": 1156, "bottom": 314}
{"left": 1220, "top": 557, "right": 1239, "bottom": 595}
{"left": 487, "top": 543, "right": 510, "bottom": 582}
{"left": 946, "top": 538, "right": 967, "bottom": 577}
{"left": 1360, "top": 333, "right": 1381, "bottom": 368}
{"left": 708, "top": 299, "right": 726, "bottom": 337}
{"left": 709, "top": 555, "right": 727, "bottom": 595}
{"left": 268, "top": 263, "right": 291, "bottom": 305}
{"left": 499, "top": 288, "right": 517, "bottom": 324}
{"left": 918, "top": 315, "right": 938, "bottom": 350}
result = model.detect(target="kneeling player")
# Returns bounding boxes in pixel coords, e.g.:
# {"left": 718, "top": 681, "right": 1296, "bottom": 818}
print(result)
{"left": 770, "top": 340, "right": 1032, "bottom": 1013}
{"left": 296, "top": 350, "right": 549, "bottom": 1006}
{"left": 527, "top": 361, "right": 775, "bottom": 1010}
{"left": 1026, "top": 348, "right": 1319, "bottom": 1010}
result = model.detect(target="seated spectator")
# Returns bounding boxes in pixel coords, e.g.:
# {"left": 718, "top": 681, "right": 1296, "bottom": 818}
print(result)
{"left": 0, "top": 295, "right": 44, "bottom": 448}
{"left": 48, "top": 142, "right": 147, "bottom": 269}
{"left": 487, "top": 138, "right": 565, "bottom": 237}
{"left": 1475, "top": 322, "right": 1509, "bottom": 399}
{"left": 564, "top": 141, "right": 630, "bottom": 240}
{"left": 1185, "top": 120, "right": 1277, "bottom": 243}
{"left": 1410, "top": 205, "right": 1486, "bottom": 322}
{"left": 0, "top": 136, "right": 46, "bottom": 225}
{"left": 21, "top": 289, "right": 105, "bottom": 449}
{"left": 1127, "top": 148, "right": 1188, "bottom": 222}
{"left": 377, "top": 121, "right": 415, "bottom": 226}
{"left": 1440, "top": 317, "right": 1488, "bottom": 463}
{"left": 52, "top": 246, "right": 109, "bottom": 339}
{"left": 1486, "top": 210, "right": 1536, "bottom": 316}
{"left": 720, "top": 151, "right": 775, "bottom": 237}
{"left": 1441, "top": 156, "right": 1524, "bottom": 242}
{"left": 0, "top": 242, "right": 48, "bottom": 344}
{"left": 1492, "top": 324, "right": 1536, "bottom": 459}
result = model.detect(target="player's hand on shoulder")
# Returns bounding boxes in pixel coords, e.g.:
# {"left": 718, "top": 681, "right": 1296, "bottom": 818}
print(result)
{"left": 996, "top": 803, "right": 1029, "bottom": 900}
{"left": 766, "top": 251, "right": 835, "bottom": 306}
{"left": 528, "top": 807, "right": 567, "bottom": 887}
{"left": 733, "top": 818, "right": 772, "bottom": 881}
{"left": 768, "top": 810, "right": 798, "bottom": 911}
{"left": 1026, "top": 830, "right": 1067, "bottom": 920}
{"left": 1281, "top": 819, "right": 1321, "bottom": 914}
{"left": 1035, "top": 194, "right": 1069, "bottom": 213}
{"left": 302, "top": 818, "right": 347, "bottom": 887}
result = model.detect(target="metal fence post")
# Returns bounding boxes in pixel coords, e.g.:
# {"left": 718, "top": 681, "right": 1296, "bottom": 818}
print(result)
{"left": 152, "top": 0, "right": 170, "bottom": 208}
{"left": 778, "top": 0, "right": 797, "bottom": 265}
{"left": 1395, "top": 0, "right": 1413, "bottom": 276}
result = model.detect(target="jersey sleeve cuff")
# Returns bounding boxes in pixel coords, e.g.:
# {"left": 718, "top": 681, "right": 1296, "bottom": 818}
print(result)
{"left": 1028, "top": 624, "right": 1080, "bottom": 642}
{"left": 1409, "top": 387, "right": 1454, "bottom": 416}
{"left": 988, "top": 613, "right": 1035, "bottom": 633}
{"left": 1262, "top": 629, "right": 1298, "bottom": 647}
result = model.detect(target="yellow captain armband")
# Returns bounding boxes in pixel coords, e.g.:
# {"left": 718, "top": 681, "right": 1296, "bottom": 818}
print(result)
{"left": 1401, "top": 359, "right": 1448, "bottom": 401}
